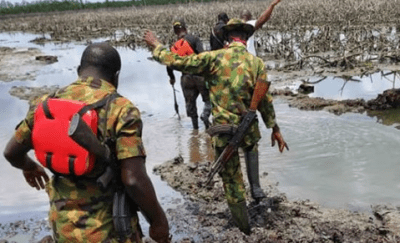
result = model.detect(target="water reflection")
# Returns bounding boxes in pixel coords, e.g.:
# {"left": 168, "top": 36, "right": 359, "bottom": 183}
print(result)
{"left": 187, "top": 130, "right": 214, "bottom": 164}
{"left": 367, "top": 108, "right": 400, "bottom": 129}
{"left": 305, "top": 71, "right": 400, "bottom": 100}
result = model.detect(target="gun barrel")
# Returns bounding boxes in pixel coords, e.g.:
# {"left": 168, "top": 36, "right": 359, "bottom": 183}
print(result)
{"left": 69, "top": 113, "right": 111, "bottom": 162}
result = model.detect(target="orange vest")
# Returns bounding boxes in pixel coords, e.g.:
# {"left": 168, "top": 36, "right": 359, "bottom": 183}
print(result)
{"left": 171, "top": 38, "right": 195, "bottom": 56}
{"left": 32, "top": 98, "right": 98, "bottom": 176}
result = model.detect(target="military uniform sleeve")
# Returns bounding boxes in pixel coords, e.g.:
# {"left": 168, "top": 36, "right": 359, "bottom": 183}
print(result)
{"left": 255, "top": 58, "right": 276, "bottom": 128}
{"left": 14, "top": 95, "right": 47, "bottom": 147}
{"left": 112, "top": 98, "right": 146, "bottom": 160}
{"left": 153, "top": 44, "right": 212, "bottom": 75}
{"left": 258, "top": 94, "right": 276, "bottom": 129}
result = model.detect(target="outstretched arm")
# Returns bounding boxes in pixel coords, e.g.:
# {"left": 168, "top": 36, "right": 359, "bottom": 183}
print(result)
{"left": 121, "top": 157, "right": 170, "bottom": 243}
{"left": 4, "top": 136, "right": 49, "bottom": 190}
{"left": 254, "top": 0, "right": 282, "bottom": 31}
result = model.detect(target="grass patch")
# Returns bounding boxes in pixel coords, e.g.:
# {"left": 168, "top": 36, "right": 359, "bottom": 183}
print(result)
{"left": 0, "top": 0, "right": 217, "bottom": 15}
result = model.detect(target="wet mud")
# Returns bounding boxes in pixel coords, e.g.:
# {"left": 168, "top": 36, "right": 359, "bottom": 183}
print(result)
{"left": 0, "top": 47, "right": 56, "bottom": 82}
{"left": 1, "top": 0, "right": 400, "bottom": 242}
{"left": 153, "top": 157, "right": 400, "bottom": 242}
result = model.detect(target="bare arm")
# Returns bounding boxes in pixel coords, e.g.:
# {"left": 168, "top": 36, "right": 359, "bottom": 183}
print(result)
{"left": 254, "top": 0, "right": 282, "bottom": 31}
{"left": 120, "top": 157, "right": 169, "bottom": 243}
{"left": 3, "top": 135, "right": 49, "bottom": 190}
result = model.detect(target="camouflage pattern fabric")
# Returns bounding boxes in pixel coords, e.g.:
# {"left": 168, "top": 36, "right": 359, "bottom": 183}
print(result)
{"left": 215, "top": 146, "right": 246, "bottom": 204}
{"left": 153, "top": 42, "right": 276, "bottom": 147}
{"left": 14, "top": 76, "right": 146, "bottom": 242}
{"left": 180, "top": 73, "right": 211, "bottom": 119}
{"left": 153, "top": 42, "right": 277, "bottom": 204}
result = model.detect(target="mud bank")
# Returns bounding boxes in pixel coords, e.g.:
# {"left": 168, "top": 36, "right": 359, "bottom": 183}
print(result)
{"left": 270, "top": 87, "right": 400, "bottom": 116}
{"left": 154, "top": 158, "right": 400, "bottom": 242}
{"left": 0, "top": 47, "right": 56, "bottom": 82}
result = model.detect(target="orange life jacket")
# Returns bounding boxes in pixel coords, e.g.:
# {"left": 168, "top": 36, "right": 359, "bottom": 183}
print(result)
{"left": 32, "top": 98, "right": 98, "bottom": 176}
{"left": 171, "top": 38, "right": 195, "bottom": 56}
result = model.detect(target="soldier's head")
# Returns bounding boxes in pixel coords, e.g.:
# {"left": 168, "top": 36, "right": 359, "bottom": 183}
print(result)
{"left": 222, "top": 18, "right": 255, "bottom": 42}
{"left": 240, "top": 10, "right": 252, "bottom": 22}
{"left": 173, "top": 18, "right": 187, "bottom": 38}
{"left": 78, "top": 42, "right": 121, "bottom": 87}
{"left": 217, "top": 12, "right": 229, "bottom": 24}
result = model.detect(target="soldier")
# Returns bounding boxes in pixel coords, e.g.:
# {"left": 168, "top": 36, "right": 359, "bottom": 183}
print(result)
{"left": 3, "top": 43, "right": 170, "bottom": 243}
{"left": 167, "top": 18, "right": 212, "bottom": 129}
{"left": 144, "top": 19, "right": 288, "bottom": 234}
{"left": 209, "top": 12, "right": 229, "bottom": 50}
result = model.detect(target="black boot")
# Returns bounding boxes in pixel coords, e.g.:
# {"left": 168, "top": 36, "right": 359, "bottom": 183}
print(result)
{"left": 227, "top": 200, "right": 251, "bottom": 235}
{"left": 245, "top": 151, "right": 266, "bottom": 203}
{"left": 200, "top": 101, "right": 211, "bottom": 129}
{"left": 191, "top": 117, "right": 199, "bottom": 130}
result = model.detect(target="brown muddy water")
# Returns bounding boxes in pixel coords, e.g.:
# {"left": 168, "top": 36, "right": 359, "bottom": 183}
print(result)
{"left": 1, "top": 32, "right": 400, "bottom": 241}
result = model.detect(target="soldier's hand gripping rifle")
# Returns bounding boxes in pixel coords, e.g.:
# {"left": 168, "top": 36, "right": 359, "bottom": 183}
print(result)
{"left": 204, "top": 81, "right": 270, "bottom": 187}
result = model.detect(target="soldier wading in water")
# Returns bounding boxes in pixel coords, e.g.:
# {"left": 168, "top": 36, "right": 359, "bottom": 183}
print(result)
{"left": 3, "top": 43, "right": 170, "bottom": 243}
{"left": 144, "top": 19, "right": 288, "bottom": 234}
{"left": 167, "top": 18, "right": 212, "bottom": 129}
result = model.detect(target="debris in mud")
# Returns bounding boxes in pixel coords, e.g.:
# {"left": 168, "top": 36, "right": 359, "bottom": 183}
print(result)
{"left": 366, "top": 88, "right": 400, "bottom": 110}
{"left": 35, "top": 55, "right": 58, "bottom": 64}
{"left": 9, "top": 85, "right": 60, "bottom": 101}
{"left": 0, "top": 46, "right": 50, "bottom": 82}
{"left": 153, "top": 157, "right": 400, "bottom": 242}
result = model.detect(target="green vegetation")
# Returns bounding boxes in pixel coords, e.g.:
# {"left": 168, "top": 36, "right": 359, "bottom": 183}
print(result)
{"left": 0, "top": 0, "right": 217, "bottom": 15}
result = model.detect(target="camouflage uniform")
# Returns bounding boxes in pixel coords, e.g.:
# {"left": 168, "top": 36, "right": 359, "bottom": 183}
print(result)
{"left": 153, "top": 42, "right": 276, "bottom": 204}
{"left": 14, "top": 77, "right": 146, "bottom": 243}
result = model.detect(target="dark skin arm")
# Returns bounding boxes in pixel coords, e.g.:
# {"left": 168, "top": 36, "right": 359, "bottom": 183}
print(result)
{"left": 121, "top": 157, "right": 170, "bottom": 243}
{"left": 3, "top": 136, "right": 49, "bottom": 190}
{"left": 254, "top": 0, "right": 282, "bottom": 30}
{"left": 271, "top": 124, "right": 289, "bottom": 153}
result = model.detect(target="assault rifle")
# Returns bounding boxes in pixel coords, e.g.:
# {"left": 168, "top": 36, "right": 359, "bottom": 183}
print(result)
{"left": 68, "top": 113, "right": 114, "bottom": 189}
{"left": 68, "top": 113, "right": 134, "bottom": 241}
{"left": 204, "top": 81, "right": 270, "bottom": 187}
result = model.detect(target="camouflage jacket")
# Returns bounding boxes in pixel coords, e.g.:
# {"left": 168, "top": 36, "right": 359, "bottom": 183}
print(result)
{"left": 153, "top": 42, "right": 276, "bottom": 147}
{"left": 14, "top": 76, "right": 146, "bottom": 242}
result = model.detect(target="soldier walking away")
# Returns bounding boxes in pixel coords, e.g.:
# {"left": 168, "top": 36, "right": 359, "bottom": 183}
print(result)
{"left": 241, "top": 0, "right": 283, "bottom": 56}
{"left": 167, "top": 18, "right": 212, "bottom": 129}
{"left": 3, "top": 43, "right": 170, "bottom": 243}
{"left": 144, "top": 19, "right": 288, "bottom": 235}
{"left": 210, "top": 12, "right": 229, "bottom": 50}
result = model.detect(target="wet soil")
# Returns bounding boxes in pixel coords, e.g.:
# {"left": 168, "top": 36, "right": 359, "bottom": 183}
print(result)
{"left": 2, "top": 1, "right": 400, "bottom": 242}
{"left": 153, "top": 157, "right": 400, "bottom": 242}
{"left": 0, "top": 47, "right": 56, "bottom": 82}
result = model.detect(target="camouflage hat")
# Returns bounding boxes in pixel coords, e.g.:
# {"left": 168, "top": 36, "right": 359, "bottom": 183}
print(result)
{"left": 173, "top": 18, "right": 186, "bottom": 29}
{"left": 222, "top": 18, "right": 255, "bottom": 40}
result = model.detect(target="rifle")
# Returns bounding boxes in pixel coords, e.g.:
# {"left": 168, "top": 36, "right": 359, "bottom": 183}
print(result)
{"left": 204, "top": 81, "right": 270, "bottom": 187}
{"left": 172, "top": 83, "right": 181, "bottom": 120}
{"left": 68, "top": 113, "right": 134, "bottom": 241}
{"left": 68, "top": 113, "right": 114, "bottom": 189}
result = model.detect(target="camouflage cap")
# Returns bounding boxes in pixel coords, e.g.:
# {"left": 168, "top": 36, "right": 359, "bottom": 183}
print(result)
{"left": 222, "top": 18, "right": 255, "bottom": 40}
{"left": 173, "top": 18, "right": 186, "bottom": 29}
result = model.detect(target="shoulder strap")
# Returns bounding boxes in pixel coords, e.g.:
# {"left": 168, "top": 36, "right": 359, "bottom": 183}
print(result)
{"left": 183, "top": 35, "right": 199, "bottom": 54}
{"left": 211, "top": 28, "right": 225, "bottom": 48}
{"left": 77, "top": 92, "right": 120, "bottom": 117}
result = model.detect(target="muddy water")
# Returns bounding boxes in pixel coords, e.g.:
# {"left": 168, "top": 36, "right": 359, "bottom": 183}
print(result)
{"left": 0, "top": 33, "right": 400, "bottom": 229}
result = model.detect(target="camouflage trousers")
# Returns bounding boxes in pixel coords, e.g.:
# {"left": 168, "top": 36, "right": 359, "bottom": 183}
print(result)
{"left": 46, "top": 177, "right": 142, "bottom": 243}
{"left": 215, "top": 143, "right": 258, "bottom": 204}
{"left": 181, "top": 74, "right": 211, "bottom": 119}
